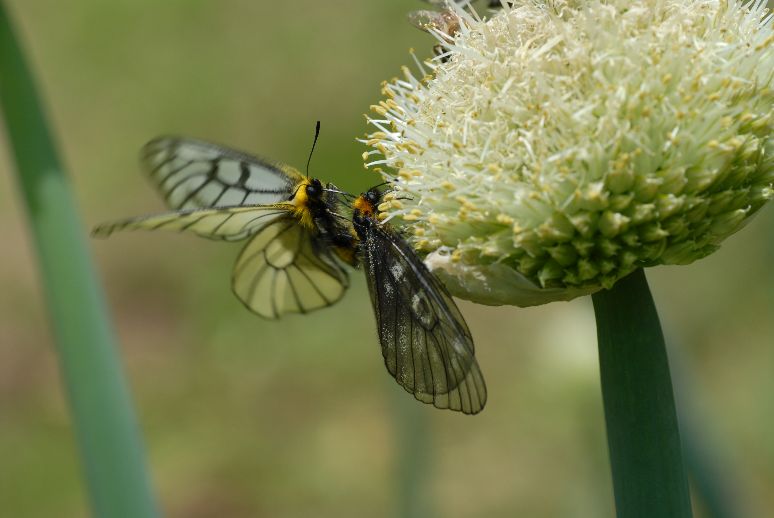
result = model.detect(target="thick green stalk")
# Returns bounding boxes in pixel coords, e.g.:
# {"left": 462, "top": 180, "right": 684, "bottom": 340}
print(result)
{"left": 0, "top": 4, "right": 158, "bottom": 517}
{"left": 592, "top": 268, "right": 692, "bottom": 518}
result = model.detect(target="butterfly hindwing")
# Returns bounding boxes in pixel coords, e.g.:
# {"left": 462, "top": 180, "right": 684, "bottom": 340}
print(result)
{"left": 232, "top": 216, "right": 349, "bottom": 319}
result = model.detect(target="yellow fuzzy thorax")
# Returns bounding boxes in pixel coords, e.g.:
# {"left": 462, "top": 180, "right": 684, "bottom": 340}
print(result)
{"left": 290, "top": 178, "right": 316, "bottom": 230}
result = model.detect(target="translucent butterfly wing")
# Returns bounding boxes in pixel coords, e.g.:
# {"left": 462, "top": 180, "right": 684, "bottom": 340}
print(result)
{"left": 360, "top": 224, "right": 487, "bottom": 414}
{"left": 93, "top": 205, "right": 350, "bottom": 319}
{"left": 143, "top": 137, "right": 303, "bottom": 210}
{"left": 232, "top": 217, "right": 349, "bottom": 319}
{"left": 92, "top": 205, "right": 291, "bottom": 242}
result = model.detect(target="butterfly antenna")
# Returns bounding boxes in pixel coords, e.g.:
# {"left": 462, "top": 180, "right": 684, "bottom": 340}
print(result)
{"left": 306, "top": 120, "right": 321, "bottom": 179}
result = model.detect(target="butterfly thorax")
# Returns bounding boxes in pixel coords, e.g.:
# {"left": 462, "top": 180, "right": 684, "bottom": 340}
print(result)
{"left": 294, "top": 179, "right": 359, "bottom": 268}
{"left": 289, "top": 177, "right": 323, "bottom": 229}
{"left": 352, "top": 189, "right": 382, "bottom": 239}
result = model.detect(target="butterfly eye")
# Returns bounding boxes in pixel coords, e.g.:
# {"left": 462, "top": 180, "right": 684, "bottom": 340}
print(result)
{"left": 309, "top": 178, "right": 326, "bottom": 198}
{"left": 305, "top": 182, "right": 320, "bottom": 198}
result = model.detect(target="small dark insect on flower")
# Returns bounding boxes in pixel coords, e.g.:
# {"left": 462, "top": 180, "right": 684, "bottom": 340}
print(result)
{"left": 409, "top": 8, "right": 461, "bottom": 36}
{"left": 408, "top": 8, "right": 462, "bottom": 62}
{"left": 418, "top": 0, "right": 511, "bottom": 10}
{"left": 410, "top": 1, "right": 511, "bottom": 62}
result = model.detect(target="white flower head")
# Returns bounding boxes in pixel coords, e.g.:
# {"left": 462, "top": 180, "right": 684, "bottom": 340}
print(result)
{"left": 363, "top": 0, "right": 774, "bottom": 306}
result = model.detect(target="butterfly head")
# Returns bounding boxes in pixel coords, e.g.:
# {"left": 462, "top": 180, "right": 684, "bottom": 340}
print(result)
{"left": 352, "top": 188, "right": 385, "bottom": 237}
{"left": 353, "top": 189, "right": 382, "bottom": 218}
{"left": 305, "top": 177, "right": 323, "bottom": 200}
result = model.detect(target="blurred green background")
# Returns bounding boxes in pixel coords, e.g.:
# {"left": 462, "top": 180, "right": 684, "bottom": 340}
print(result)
{"left": 1, "top": 1, "right": 772, "bottom": 517}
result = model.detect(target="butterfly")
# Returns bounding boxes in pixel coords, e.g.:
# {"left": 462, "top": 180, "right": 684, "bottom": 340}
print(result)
{"left": 350, "top": 188, "right": 487, "bottom": 414}
{"left": 93, "top": 131, "right": 357, "bottom": 319}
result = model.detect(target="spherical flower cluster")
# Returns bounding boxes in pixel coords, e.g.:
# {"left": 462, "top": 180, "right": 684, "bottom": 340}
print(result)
{"left": 363, "top": 0, "right": 773, "bottom": 306}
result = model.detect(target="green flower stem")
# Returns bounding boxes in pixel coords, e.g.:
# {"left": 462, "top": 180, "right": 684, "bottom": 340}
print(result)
{"left": 0, "top": 4, "right": 158, "bottom": 517}
{"left": 592, "top": 268, "right": 692, "bottom": 518}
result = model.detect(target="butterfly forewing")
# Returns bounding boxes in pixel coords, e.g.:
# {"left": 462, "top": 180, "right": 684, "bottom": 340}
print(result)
{"left": 143, "top": 137, "right": 302, "bottom": 210}
{"left": 359, "top": 222, "right": 487, "bottom": 414}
